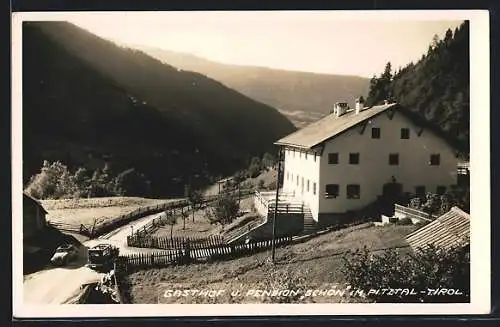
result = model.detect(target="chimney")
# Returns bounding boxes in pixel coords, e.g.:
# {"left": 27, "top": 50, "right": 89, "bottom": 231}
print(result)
{"left": 334, "top": 102, "right": 348, "bottom": 117}
{"left": 355, "top": 96, "right": 365, "bottom": 114}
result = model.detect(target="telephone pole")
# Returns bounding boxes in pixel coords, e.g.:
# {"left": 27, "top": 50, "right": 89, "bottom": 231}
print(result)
{"left": 271, "top": 148, "right": 283, "bottom": 263}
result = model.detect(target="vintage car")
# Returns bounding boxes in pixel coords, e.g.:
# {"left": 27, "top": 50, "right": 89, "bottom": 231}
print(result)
{"left": 50, "top": 244, "right": 78, "bottom": 266}
{"left": 86, "top": 244, "right": 119, "bottom": 272}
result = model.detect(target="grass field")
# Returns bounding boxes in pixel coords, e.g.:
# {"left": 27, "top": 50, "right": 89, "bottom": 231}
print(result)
{"left": 42, "top": 197, "right": 177, "bottom": 227}
{"left": 126, "top": 223, "right": 419, "bottom": 304}
{"left": 150, "top": 196, "right": 257, "bottom": 239}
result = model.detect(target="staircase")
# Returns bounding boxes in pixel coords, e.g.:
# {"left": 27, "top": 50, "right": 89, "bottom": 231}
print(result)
{"left": 302, "top": 207, "right": 318, "bottom": 235}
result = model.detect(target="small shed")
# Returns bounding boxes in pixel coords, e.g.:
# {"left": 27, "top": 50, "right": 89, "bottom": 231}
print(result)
{"left": 23, "top": 192, "right": 48, "bottom": 240}
{"left": 406, "top": 206, "right": 470, "bottom": 251}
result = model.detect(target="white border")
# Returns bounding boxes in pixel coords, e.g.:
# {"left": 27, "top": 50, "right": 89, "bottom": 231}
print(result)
{"left": 12, "top": 10, "right": 490, "bottom": 317}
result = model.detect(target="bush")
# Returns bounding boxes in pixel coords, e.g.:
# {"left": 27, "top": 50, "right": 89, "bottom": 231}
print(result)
{"left": 205, "top": 191, "right": 240, "bottom": 228}
{"left": 259, "top": 263, "right": 309, "bottom": 303}
{"left": 342, "top": 245, "right": 470, "bottom": 303}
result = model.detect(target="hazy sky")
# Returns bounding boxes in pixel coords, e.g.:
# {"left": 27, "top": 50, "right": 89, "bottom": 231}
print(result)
{"left": 67, "top": 11, "right": 464, "bottom": 78}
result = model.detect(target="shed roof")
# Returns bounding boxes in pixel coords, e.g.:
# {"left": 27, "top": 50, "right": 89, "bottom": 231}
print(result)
{"left": 23, "top": 192, "right": 48, "bottom": 214}
{"left": 274, "top": 103, "right": 398, "bottom": 149}
{"left": 406, "top": 206, "right": 470, "bottom": 251}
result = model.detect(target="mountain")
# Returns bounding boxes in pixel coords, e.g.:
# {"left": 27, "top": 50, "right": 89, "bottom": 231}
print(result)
{"left": 134, "top": 46, "right": 371, "bottom": 128}
{"left": 22, "top": 21, "right": 296, "bottom": 197}
{"left": 365, "top": 21, "right": 470, "bottom": 156}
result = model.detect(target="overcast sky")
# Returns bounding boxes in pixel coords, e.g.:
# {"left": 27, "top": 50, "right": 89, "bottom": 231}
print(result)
{"left": 67, "top": 11, "right": 464, "bottom": 78}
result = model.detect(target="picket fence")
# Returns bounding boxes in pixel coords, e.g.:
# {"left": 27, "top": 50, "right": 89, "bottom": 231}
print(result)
{"left": 118, "top": 236, "right": 293, "bottom": 271}
{"left": 127, "top": 235, "right": 225, "bottom": 250}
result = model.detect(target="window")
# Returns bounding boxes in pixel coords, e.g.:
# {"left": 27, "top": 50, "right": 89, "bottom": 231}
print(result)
{"left": 401, "top": 128, "right": 410, "bottom": 139}
{"left": 415, "top": 186, "right": 426, "bottom": 196}
{"left": 325, "top": 184, "right": 339, "bottom": 198}
{"left": 296, "top": 175, "right": 299, "bottom": 186}
{"left": 347, "top": 184, "right": 361, "bottom": 199}
{"left": 305, "top": 153, "right": 308, "bottom": 160}
{"left": 437, "top": 186, "right": 447, "bottom": 195}
{"left": 328, "top": 153, "right": 339, "bottom": 164}
{"left": 299, "top": 152, "right": 302, "bottom": 158}
{"left": 313, "top": 182, "right": 317, "bottom": 195}
{"left": 286, "top": 172, "right": 289, "bottom": 180}
{"left": 293, "top": 150, "right": 295, "bottom": 158}
{"left": 371, "top": 127, "right": 381, "bottom": 139}
{"left": 389, "top": 153, "right": 399, "bottom": 165}
{"left": 314, "top": 154, "right": 317, "bottom": 162}
{"left": 291, "top": 173, "right": 293, "bottom": 182}
{"left": 430, "top": 154, "right": 440, "bottom": 166}
{"left": 307, "top": 180, "right": 310, "bottom": 192}
{"left": 349, "top": 153, "right": 360, "bottom": 165}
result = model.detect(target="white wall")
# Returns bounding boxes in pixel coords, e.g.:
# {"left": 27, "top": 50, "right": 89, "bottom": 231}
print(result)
{"left": 318, "top": 110, "right": 458, "bottom": 214}
{"left": 282, "top": 148, "right": 320, "bottom": 219}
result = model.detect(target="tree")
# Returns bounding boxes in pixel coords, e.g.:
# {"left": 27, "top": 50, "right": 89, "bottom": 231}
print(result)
{"left": 187, "top": 189, "right": 203, "bottom": 222}
{"left": 342, "top": 245, "right": 469, "bottom": 303}
{"left": 205, "top": 192, "right": 240, "bottom": 229}
{"left": 25, "top": 160, "right": 74, "bottom": 199}
{"left": 180, "top": 207, "right": 189, "bottom": 230}
{"left": 262, "top": 152, "right": 275, "bottom": 169}
{"left": 164, "top": 210, "right": 177, "bottom": 240}
{"left": 113, "top": 168, "right": 151, "bottom": 197}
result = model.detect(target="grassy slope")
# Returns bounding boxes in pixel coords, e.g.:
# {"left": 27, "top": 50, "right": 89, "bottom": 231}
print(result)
{"left": 41, "top": 197, "right": 174, "bottom": 227}
{"left": 127, "top": 223, "right": 418, "bottom": 304}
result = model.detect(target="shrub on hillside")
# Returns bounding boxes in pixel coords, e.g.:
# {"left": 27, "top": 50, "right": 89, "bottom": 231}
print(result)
{"left": 205, "top": 191, "right": 240, "bottom": 228}
{"left": 24, "top": 160, "right": 151, "bottom": 199}
{"left": 341, "top": 245, "right": 469, "bottom": 303}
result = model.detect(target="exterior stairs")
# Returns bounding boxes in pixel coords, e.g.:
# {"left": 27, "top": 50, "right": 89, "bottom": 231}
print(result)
{"left": 302, "top": 207, "right": 318, "bottom": 235}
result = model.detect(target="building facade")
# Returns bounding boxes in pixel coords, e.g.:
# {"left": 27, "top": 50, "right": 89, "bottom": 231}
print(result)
{"left": 276, "top": 101, "right": 458, "bottom": 227}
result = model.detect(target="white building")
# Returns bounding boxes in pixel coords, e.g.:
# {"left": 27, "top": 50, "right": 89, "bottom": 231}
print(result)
{"left": 273, "top": 99, "right": 459, "bottom": 227}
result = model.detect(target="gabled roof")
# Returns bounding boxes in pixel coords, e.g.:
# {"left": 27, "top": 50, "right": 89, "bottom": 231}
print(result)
{"left": 23, "top": 192, "right": 48, "bottom": 214}
{"left": 274, "top": 103, "right": 398, "bottom": 149}
{"left": 406, "top": 206, "right": 470, "bottom": 251}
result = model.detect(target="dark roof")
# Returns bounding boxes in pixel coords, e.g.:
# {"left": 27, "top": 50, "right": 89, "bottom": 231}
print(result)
{"left": 23, "top": 192, "right": 48, "bottom": 214}
{"left": 406, "top": 206, "right": 470, "bottom": 251}
{"left": 274, "top": 103, "right": 397, "bottom": 149}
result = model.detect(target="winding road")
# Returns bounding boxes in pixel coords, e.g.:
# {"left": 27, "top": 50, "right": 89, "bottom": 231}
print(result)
{"left": 23, "top": 183, "right": 243, "bottom": 304}
{"left": 23, "top": 211, "right": 166, "bottom": 304}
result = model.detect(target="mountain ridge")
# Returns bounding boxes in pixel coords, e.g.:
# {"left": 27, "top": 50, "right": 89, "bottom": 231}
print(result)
{"left": 23, "top": 21, "right": 296, "bottom": 196}
{"left": 133, "top": 45, "right": 371, "bottom": 127}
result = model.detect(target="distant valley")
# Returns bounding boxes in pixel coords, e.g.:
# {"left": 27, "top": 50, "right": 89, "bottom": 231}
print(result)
{"left": 133, "top": 46, "right": 370, "bottom": 127}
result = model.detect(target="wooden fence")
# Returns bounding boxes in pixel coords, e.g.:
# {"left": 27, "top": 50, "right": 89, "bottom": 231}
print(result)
{"left": 117, "top": 236, "right": 293, "bottom": 271}
{"left": 222, "top": 217, "right": 267, "bottom": 243}
{"left": 127, "top": 234, "right": 225, "bottom": 250}
{"left": 48, "top": 221, "right": 93, "bottom": 236}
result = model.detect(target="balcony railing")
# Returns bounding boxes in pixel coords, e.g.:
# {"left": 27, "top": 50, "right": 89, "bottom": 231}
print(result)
{"left": 254, "top": 190, "right": 304, "bottom": 217}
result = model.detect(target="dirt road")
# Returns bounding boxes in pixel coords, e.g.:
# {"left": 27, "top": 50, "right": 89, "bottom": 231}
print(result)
{"left": 23, "top": 211, "right": 165, "bottom": 304}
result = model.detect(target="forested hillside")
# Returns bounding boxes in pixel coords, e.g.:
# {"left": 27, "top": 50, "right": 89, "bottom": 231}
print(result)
{"left": 22, "top": 22, "right": 296, "bottom": 198}
{"left": 366, "top": 21, "right": 469, "bottom": 156}
{"left": 136, "top": 46, "right": 370, "bottom": 128}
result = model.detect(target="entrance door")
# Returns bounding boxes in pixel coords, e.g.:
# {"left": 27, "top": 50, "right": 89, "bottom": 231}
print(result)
{"left": 381, "top": 182, "right": 403, "bottom": 216}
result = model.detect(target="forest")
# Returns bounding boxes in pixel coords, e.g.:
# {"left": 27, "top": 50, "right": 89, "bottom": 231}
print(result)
{"left": 366, "top": 21, "right": 470, "bottom": 157}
